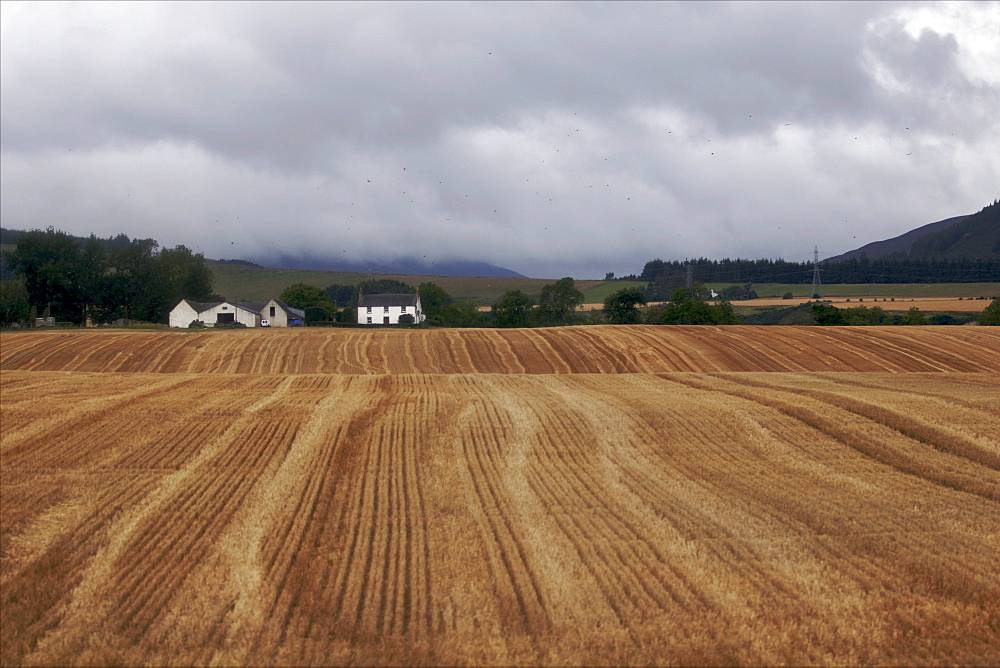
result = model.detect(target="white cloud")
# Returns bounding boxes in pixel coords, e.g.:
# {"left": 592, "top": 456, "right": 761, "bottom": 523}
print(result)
{"left": 2, "top": 1, "right": 997, "bottom": 279}
{"left": 894, "top": 1, "right": 1000, "bottom": 85}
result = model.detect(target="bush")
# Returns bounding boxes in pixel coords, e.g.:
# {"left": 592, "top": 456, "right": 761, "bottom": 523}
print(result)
{"left": 980, "top": 298, "right": 1000, "bottom": 325}
{"left": 304, "top": 306, "right": 332, "bottom": 322}
{"left": 656, "top": 287, "right": 740, "bottom": 325}
{"left": 432, "top": 300, "right": 488, "bottom": 327}
{"left": 782, "top": 292, "right": 794, "bottom": 300}
{"left": 901, "top": 307, "right": 928, "bottom": 326}
{"left": 398, "top": 313, "right": 415, "bottom": 325}
{"left": 842, "top": 305, "right": 888, "bottom": 325}
{"left": 187, "top": 320, "right": 207, "bottom": 329}
{"left": 812, "top": 303, "right": 846, "bottom": 325}
{"left": 213, "top": 320, "right": 247, "bottom": 329}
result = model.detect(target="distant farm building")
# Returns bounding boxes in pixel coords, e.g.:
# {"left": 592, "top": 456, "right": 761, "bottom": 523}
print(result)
{"left": 357, "top": 294, "right": 425, "bottom": 325}
{"left": 169, "top": 299, "right": 305, "bottom": 328}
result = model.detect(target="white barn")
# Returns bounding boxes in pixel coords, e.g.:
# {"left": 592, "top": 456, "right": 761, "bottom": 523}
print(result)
{"left": 169, "top": 299, "right": 305, "bottom": 328}
{"left": 357, "top": 294, "right": 425, "bottom": 325}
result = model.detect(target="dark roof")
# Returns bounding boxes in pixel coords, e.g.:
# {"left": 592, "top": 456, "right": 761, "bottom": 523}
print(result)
{"left": 181, "top": 299, "right": 220, "bottom": 312}
{"left": 239, "top": 301, "right": 269, "bottom": 313}
{"left": 358, "top": 293, "right": 419, "bottom": 308}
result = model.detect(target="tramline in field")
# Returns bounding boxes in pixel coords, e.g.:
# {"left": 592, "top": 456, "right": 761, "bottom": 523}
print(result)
{"left": 1, "top": 328, "right": 998, "bottom": 665}
{"left": 2, "top": 326, "right": 1000, "bottom": 374}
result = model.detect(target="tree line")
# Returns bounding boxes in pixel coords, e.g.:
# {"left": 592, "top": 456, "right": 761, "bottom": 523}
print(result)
{"left": 5, "top": 226, "right": 997, "bottom": 328}
{"left": 628, "top": 256, "right": 1000, "bottom": 297}
{"left": 2, "top": 227, "right": 214, "bottom": 325}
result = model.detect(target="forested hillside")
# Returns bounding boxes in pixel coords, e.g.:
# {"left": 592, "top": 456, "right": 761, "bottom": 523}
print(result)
{"left": 824, "top": 199, "right": 999, "bottom": 262}
{"left": 909, "top": 200, "right": 999, "bottom": 259}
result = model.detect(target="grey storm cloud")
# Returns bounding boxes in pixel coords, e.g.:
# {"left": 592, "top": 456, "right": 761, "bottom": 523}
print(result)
{"left": 2, "top": 1, "right": 998, "bottom": 278}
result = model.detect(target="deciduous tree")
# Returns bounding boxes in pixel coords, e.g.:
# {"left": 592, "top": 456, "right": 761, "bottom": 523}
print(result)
{"left": 418, "top": 282, "right": 451, "bottom": 320}
{"left": 492, "top": 290, "right": 533, "bottom": 328}
{"left": 280, "top": 283, "right": 336, "bottom": 320}
{"left": 603, "top": 287, "right": 646, "bottom": 324}
{"left": 537, "top": 277, "right": 584, "bottom": 325}
{"left": 6, "top": 227, "right": 84, "bottom": 322}
{"left": 0, "top": 279, "right": 31, "bottom": 324}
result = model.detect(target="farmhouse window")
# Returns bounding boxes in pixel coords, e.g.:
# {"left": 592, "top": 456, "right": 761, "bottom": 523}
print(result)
{"left": 269, "top": 306, "right": 275, "bottom": 317}
{"left": 367, "top": 307, "right": 372, "bottom": 314}
{"left": 401, "top": 306, "right": 407, "bottom": 312}
{"left": 384, "top": 306, "right": 390, "bottom": 313}
{"left": 366, "top": 317, "right": 372, "bottom": 324}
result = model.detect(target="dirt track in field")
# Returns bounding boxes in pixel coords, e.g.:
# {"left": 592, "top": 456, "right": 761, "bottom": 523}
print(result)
{"left": 1, "top": 327, "right": 999, "bottom": 666}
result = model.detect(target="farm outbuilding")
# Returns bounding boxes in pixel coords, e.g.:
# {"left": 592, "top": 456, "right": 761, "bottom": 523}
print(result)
{"left": 357, "top": 294, "right": 425, "bottom": 325}
{"left": 169, "top": 299, "right": 305, "bottom": 328}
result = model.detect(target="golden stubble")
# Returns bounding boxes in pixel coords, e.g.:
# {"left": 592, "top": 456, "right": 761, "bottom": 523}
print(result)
{"left": 2, "top": 326, "right": 999, "bottom": 666}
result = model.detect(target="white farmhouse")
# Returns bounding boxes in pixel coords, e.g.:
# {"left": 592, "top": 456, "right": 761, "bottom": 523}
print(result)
{"left": 357, "top": 294, "right": 425, "bottom": 325}
{"left": 169, "top": 299, "right": 305, "bottom": 328}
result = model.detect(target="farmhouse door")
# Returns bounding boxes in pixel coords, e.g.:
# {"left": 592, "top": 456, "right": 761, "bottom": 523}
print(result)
{"left": 383, "top": 316, "right": 390, "bottom": 324}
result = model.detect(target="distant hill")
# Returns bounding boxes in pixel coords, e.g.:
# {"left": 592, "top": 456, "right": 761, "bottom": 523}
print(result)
{"left": 1, "top": 226, "right": 528, "bottom": 279}
{"left": 245, "top": 254, "right": 528, "bottom": 279}
{"left": 826, "top": 200, "right": 999, "bottom": 262}
{"left": 909, "top": 201, "right": 1000, "bottom": 259}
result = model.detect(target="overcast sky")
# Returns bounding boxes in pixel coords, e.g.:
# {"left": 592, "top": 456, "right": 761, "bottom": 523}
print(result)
{"left": 2, "top": 1, "right": 998, "bottom": 279}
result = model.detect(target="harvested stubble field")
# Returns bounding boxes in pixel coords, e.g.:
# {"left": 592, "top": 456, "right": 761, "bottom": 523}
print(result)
{"left": 1, "top": 327, "right": 999, "bottom": 666}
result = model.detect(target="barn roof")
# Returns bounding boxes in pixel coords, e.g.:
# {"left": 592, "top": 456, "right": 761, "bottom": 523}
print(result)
{"left": 179, "top": 299, "right": 220, "bottom": 312}
{"left": 270, "top": 300, "right": 306, "bottom": 318}
{"left": 176, "top": 299, "right": 304, "bottom": 318}
{"left": 358, "top": 293, "right": 419, "bottom": 308}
